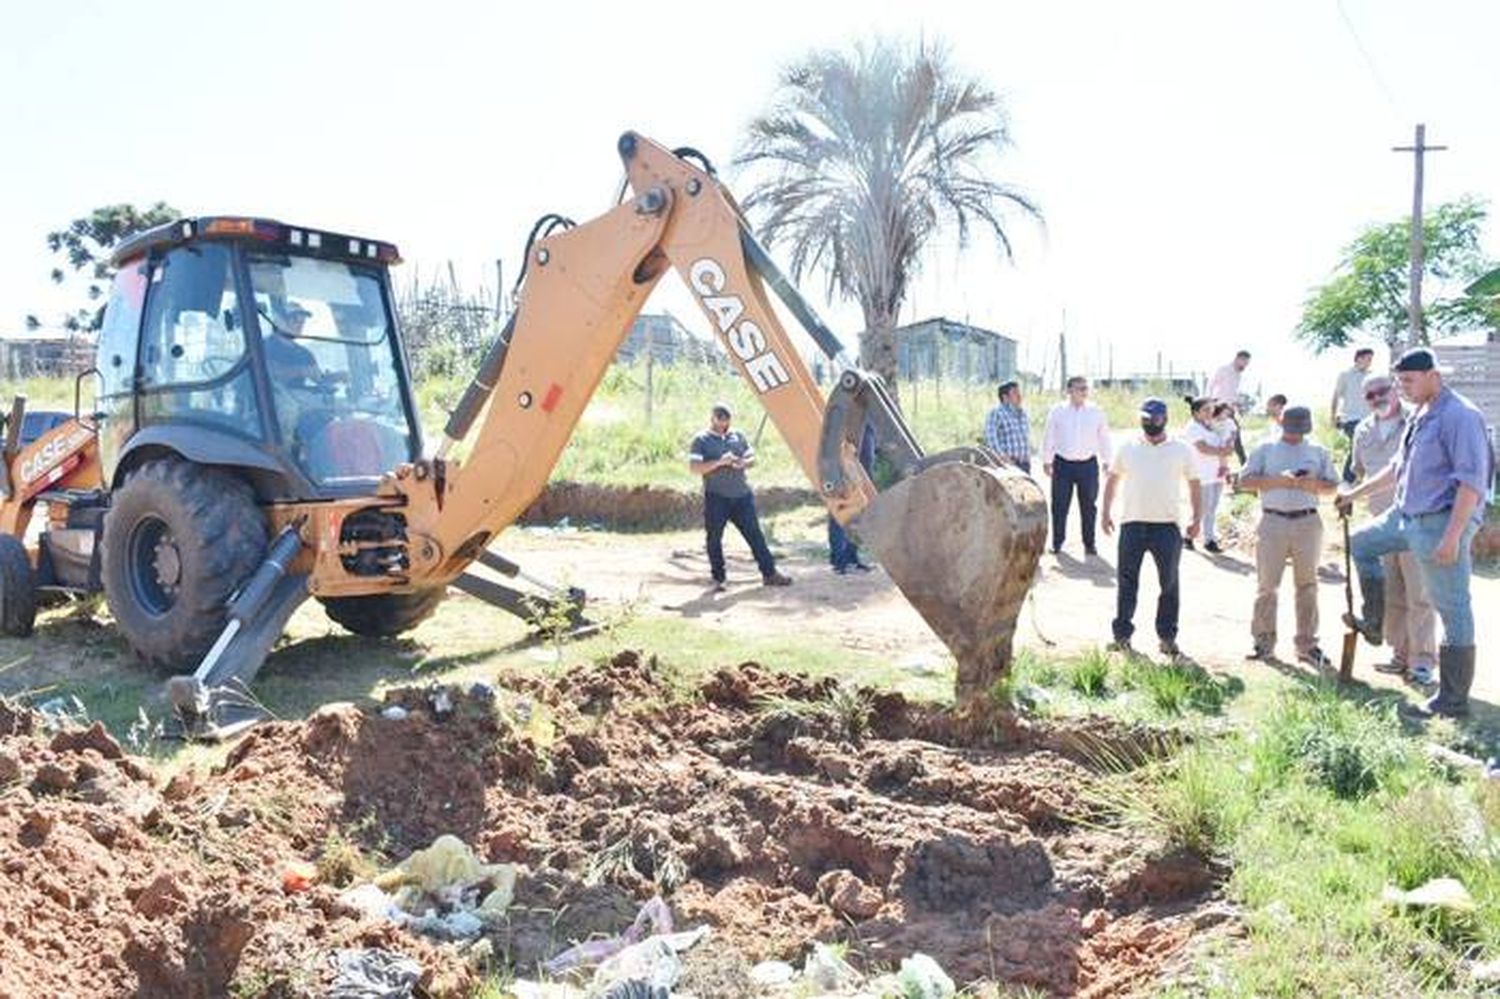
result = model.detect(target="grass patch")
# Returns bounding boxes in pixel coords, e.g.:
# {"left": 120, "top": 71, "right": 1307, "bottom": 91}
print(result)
{"left": 1066, "top": 647, "right": 1112, "bottom": 698}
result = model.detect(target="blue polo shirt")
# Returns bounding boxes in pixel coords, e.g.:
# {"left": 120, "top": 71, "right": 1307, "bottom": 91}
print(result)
{"left": 1393, "top": 387, "right": 1495, "bottom": 524}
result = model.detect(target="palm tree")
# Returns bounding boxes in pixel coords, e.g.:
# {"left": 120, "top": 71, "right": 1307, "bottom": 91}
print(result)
{"left": 737, "top": 37, "right": 1040, "bottom": 396}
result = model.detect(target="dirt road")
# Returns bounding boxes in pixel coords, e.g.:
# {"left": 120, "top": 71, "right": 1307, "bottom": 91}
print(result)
{"left": 505, "top": 507, "right": 1500, "bottom": 715}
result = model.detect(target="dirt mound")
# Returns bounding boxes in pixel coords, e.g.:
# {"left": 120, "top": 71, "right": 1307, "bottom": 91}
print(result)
{"left": 521, "top": 481, "right": 819, "bottom": 531}
{"left": 0, "top": 658, "right": 1226, "bottom": 996}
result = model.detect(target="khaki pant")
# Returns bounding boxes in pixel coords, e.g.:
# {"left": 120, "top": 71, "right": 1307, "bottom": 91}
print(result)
{"left": 1253, "top": 513, "right": 1323, "bottom": 654}
{"left": 1384, "top": 551, "right": 1437, "bottom": 669}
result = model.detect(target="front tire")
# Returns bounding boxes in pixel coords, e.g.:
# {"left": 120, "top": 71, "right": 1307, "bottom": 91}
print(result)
{"left": 319, "top": 589, "right": 445, "bottom": 637}
{"left": 0, "top": 534, "right": 37, "bottom": 637}
{"left": 101, "top": 460, "right": 268, "bottom": 669}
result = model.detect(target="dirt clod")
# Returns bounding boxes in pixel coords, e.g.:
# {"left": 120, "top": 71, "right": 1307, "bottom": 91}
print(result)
{"left": 0, "top": 658, "right": 1222, "bottom": 997}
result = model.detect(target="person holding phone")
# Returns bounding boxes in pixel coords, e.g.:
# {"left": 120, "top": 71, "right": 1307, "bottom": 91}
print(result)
{"left": 688, "top": 403, "right": 793, "bottom": 591}
{"left": 1236, "top": 405, "right": 1339, "bottom": 667}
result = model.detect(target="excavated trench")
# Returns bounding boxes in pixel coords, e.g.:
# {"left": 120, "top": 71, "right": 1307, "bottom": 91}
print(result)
{"left": 0, "top": 656, "right": 1232, "bottom": 998}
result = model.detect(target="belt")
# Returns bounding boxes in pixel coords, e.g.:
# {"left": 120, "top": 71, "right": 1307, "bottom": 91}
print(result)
{"left": 1264, "top": 508, "right": 1317, "bottom": 519}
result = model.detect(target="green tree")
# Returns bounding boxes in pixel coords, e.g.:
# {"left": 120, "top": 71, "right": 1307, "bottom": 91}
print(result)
{"left": 33, "top": 202, "right": 178, "bottom": 331}
{"left": 735, "top": 37, "right": 1040, "bottom": 396}
{"left": 1296, "top": 197, "right": 1499, "bottom": 354}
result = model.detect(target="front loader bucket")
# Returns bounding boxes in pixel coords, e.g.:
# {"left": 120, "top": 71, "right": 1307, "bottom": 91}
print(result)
{"left": 853, "top": 462, "right": 1047, "bottom": 703}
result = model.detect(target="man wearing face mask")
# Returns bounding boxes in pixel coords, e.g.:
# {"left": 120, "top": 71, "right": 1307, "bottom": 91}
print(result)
{"left": 1100, "top": 398, "right": 1202, "bottom": 658}
{"left": 1350, "top": 373, "right": 1436, "bottom": 685}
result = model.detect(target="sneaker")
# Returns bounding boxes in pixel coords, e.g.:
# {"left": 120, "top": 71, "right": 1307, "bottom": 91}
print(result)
{"left": 1106, "top": 638, "right": 1134, "bottom": 655}
{"left": 1245, "top": 645, "right": 1274, "bottom": 662}
{"left": 1408, "top": 663, "right": 1434, "bottom": 686}
{"left": 711, "top": 580, "right": 727, "bottom": 593}
{"left": 1183, "top": 538, "right": 1196, "bottom": 551}
{"left": 852, "top": 561, "right": 875, "bottom": 572}
{"left": 1373, "top": 659, "right": 1408, "bottom": 675}
{"left": 1084, "top": 547, "right": 1098, "bottom": 556}
{"left": 1298, "top": 647, "right": 1333, "bottom": 670}
{"left": 1159, "top": 638, "right": 1183, "bottom": 658}
{"left": 762, "top": 571, "right": 793, "bottom": 587}
{"left": 1204, "top": 541, "right": 1224, "bottom": 554}
{"left": 832, "top": 565, "right": 850, "bottom": 575}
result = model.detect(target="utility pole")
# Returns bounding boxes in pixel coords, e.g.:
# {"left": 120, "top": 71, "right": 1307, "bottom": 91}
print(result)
{"left": 1393, "top": 124, "right": 1447, "bottom": 347}
{"left": 1057, "top": 308, "right": 1068, "bottom": 391}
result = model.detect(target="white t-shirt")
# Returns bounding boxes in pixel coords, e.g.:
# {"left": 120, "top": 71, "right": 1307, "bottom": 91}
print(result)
{"left": 1181, "top": 420, "right": 1227, "bottom": 482}
{"left": 1113, "top": 438, "right": 1200, "bottom": 524}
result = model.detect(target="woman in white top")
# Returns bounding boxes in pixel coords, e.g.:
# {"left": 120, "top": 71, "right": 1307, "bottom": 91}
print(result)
{"left": 1181, "top": 397, "right": 1237, "bottom": 552}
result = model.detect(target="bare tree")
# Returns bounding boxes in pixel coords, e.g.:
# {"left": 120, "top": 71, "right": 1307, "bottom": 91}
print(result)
{"left": 736, "top": 37, "right": 1040, "bottom": 396}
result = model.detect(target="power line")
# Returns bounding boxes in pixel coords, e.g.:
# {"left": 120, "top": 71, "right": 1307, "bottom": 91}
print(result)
{"left": 1336, "top": 0, "right": 1400, "bottom": 112}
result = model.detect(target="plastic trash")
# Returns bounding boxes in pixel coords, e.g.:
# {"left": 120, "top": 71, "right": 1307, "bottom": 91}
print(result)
{"left": 803, "top": 942, "right": 861, "bottom": 990}
{"left": 380, "top": 705, "right": 409, "bottom": 721}
{"left": 543, "top": 896, "right": 675, "bottom": 974}
{"left": 897, "top": 953, "right": 955, "bottom": 999}
{"left": 376, "top": 833, "right": 516, "bottom": 912}
{"left": 1381, "top": 877, "right": 1477, "bottom": 913}
{"left": 340, "top": 884, "right": 403, "bottom": 922}
{"left": 406, "top": 908, "right": 485, "bottom": 940}
{"left": 593, "top": 936, "right": 687, "bottom": 992}
{"left": 748, "top": 960, "right": 797, "bottom": 987}
{"left": 511, "top": 982, "right": 584, "bottom": 999}
{"left": 596, "top": 982, "right": 669, "bottom": 999}
{"left": 327, "top": 948, "right": 421, "bottom": 999}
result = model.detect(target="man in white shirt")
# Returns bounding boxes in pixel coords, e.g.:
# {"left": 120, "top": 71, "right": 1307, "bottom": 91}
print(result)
{"left": 1041, "top": 376, "right": 1113, "bottom": 555}
{"left": 1101, "top": 398, "right": 1202, "bottom": 658}
{"left": 1208, "top": 350, "right": 1252, "bottom": 409}
{"left": 1330, "top": 347, "right": 1375, "bottom": 483}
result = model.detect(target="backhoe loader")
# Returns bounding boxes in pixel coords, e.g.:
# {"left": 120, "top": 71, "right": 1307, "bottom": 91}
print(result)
{"left": 0, "top": 133, "right": 1046, "bottom": 737}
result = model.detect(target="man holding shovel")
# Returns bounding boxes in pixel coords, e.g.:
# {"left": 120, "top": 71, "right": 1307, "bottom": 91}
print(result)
{"left": 1348, "top": 373, "right": 1436, "bottom": 686}
{"left": 1339, "top": 348, "right": 1494, "bottom": 719}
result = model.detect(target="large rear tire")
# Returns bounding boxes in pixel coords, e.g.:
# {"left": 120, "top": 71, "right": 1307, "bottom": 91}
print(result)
{"left": 0, "top": 534, "right": 37, "bottom": 637}
{"left": 101, "top": 460, "right": 268, "bottom": 670}
{"left": 319, "top": 589, "right": 445, "bottom": 638}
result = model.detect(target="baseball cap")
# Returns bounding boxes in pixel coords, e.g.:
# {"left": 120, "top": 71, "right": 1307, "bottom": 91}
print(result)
{"left": 1282, "top": 406, "right": 1312, "bottom": 434}
{"left": 1139, "top": 397, "right": 1168, "bottom": 421}
{"left": 1392, "top": 347, "right": 1450, "bottom": 373}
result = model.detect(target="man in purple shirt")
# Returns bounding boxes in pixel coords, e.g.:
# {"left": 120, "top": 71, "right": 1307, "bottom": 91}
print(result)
{"left": 1338, "top": 347, "right": 1496, "bottom": 718}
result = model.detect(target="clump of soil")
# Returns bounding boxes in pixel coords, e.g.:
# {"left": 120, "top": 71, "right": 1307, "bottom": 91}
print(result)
{"left": 522, "top": 481, "right": 818, "bottom": 531}
{"left": 0, "top": 657, "right": 1228, "bottom": 997}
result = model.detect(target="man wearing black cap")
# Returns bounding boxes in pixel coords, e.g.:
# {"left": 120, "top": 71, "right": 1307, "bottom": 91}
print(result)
{"left": 1100, "top": 398, "right": 1202, "bottom": 658}
{"left": 1338, "top": 347, "right": 1494, "bottom": 718}
{"left": 688, "top": 404, "right": 792, "bottom": 592}
{"left": 1238, "top": 404, "right": 1339, "bottom": 668}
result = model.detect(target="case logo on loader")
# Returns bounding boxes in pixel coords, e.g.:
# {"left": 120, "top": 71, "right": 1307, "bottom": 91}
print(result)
{"left": 20, "top": 425, "right": 92, "bottom": 487}
{"left": 689, "top": 258, "right": 791, "bottom": 394}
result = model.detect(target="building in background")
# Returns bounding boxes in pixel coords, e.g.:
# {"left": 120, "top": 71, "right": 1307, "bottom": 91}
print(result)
{"left": 617, "top": 312, "right": 724, "bottom": 368}
{"left": 892, "top": 317, "right": 1016, "bottom": 384}
{"left": 0, "top": 328, "right": 96, "bottom": 379}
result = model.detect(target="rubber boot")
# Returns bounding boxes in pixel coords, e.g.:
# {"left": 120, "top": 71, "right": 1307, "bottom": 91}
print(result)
{"left": 1420, "top": 645, "right": 1474, "bottom": 719}
{"left": 1344, "top": 571, "right": 1385, "bottom": 646}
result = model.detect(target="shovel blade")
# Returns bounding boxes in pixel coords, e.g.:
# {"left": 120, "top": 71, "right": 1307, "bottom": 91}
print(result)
{"left": 1340, "top": 631, "right": 1358, "bottom": 684}
{"left": 854, "top": 462, "right": 1047, "bottom": 703}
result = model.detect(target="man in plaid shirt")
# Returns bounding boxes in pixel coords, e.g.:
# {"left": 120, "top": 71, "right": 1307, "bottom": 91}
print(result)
{"left": 985, "top": 380, "right": 1032, "bottom": 473}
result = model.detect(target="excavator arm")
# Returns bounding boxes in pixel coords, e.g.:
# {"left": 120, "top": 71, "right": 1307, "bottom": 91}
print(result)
{"left": 396, "top": 132, "right": 1047, "bottom": 701}
{"left": 171, "top": 131, "right": 1046, "bottom": 738}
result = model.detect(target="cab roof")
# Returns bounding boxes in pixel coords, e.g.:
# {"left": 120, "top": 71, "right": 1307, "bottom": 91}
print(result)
{"left": 110, "top": 216, "right": 402, "bottom": 268}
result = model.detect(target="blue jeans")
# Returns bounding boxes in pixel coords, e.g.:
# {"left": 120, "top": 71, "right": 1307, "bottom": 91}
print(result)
{"left": 1113, "top": 521, "right": 1183, "bottom": 642}
{"left": 705, "top": 492, "right": 777, "bottom": 581}
{"left": 827, "top": 516, "right": 861, "bottom": 570}
{"left": 1350, "top": 507, "right": 1478, "bottom": 646}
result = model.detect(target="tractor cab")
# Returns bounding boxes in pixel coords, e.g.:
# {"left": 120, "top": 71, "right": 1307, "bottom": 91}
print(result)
{"left": 98, "top": 217, "right": 422, "bottom": 498}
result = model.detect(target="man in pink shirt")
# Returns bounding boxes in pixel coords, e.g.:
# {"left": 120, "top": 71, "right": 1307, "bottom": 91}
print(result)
{"left": 1042, "top": 376, "right": 1113, "bottom": 555}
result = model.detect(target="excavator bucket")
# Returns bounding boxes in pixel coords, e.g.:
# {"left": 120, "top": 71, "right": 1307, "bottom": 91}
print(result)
{"left": 853, "top": 461, "right": 1048, "bottom": 703}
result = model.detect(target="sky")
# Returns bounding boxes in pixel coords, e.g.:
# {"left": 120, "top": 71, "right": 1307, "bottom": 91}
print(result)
{"left": 3, "top": 0, "right": 1498, "bottom": 407}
